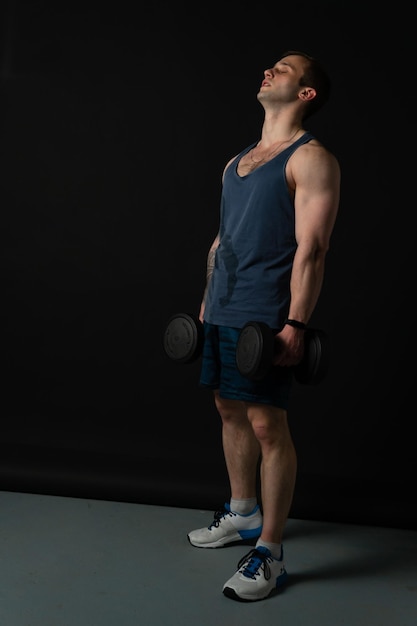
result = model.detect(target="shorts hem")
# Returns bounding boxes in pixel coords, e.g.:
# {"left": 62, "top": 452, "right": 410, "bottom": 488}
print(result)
{"left": 200, "top": 387, "right": 289, "bottom": 410}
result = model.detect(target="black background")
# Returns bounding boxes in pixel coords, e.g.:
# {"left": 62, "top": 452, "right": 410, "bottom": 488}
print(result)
{"left": 1, "top": 1, "right": 415, "bottom": 529}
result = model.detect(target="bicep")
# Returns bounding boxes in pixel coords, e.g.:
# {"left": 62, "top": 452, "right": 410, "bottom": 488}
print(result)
{"left": 293, "top": 151, "right": 340, "bottom": 249}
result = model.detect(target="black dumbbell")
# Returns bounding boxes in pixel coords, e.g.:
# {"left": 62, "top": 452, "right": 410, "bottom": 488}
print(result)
{"left": 163, "top": 313, "right": 204, "bottom": 364}
{"left": 236, "top": 321, "right": 329, "bottom": 385}
{"left": 163, "top": 314, "right": 329, "bottom": 385}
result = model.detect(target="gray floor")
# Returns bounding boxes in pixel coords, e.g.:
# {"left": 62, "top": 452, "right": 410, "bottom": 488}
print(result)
{"left": 1, "top": 490, "right": 416, "bottom": 626}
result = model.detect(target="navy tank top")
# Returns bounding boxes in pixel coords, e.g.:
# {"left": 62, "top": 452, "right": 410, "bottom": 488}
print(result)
{"left": 204, "top": 131, "right": 315, "bottom": 329}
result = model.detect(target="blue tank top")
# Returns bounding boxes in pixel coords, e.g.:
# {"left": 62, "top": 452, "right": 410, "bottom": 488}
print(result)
{"left": 204, "top": 131, "right": 315, "bottom": 329}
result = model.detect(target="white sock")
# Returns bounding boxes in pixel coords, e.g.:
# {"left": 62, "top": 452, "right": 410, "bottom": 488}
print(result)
{"left": 256, "top": 539, "right": 282, "bottom": 560}
{"left": 230, "top": 497, "right": 257, "bottom": 515}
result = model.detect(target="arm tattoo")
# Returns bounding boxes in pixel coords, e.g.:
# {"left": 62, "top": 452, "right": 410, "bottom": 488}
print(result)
{"left": 202, "top": 243, "right": 217, "bottom": 305}
{"left": 206, "top": 247, "right": 216, "bottom": 282}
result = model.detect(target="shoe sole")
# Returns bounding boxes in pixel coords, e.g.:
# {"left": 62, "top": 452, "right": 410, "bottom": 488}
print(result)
{"left": 187, "top": 534, "right": 260, "bottom": 549}
{"left": 223, "top": 570, "right": 288, "bottom": 602}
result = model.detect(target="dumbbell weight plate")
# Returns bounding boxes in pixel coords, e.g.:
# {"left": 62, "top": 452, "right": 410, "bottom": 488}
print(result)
{"left": 163, "top": 313, "right": 204, "bottom": 364}
{"left": 236, "top": 321, "right": 329, "bottom": 385}
{"left": 235, "top": 321, "right": 273, "bottom": 381}
{"left": 295, "top": 327, "right": 329, "bottom": 385}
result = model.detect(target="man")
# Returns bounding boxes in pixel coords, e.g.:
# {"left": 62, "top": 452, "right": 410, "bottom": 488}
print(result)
{"left": 187, "top": 51, "right": 341, "bottom": 602}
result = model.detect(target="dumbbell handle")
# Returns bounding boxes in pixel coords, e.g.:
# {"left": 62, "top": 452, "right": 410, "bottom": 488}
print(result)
{"left": 236, "top": 321, "right": 329, "bottom": 385}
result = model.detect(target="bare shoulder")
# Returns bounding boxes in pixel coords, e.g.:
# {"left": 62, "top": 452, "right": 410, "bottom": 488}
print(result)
{"left": 287, "top": 137, "right": 340, "bottom": 189}
{"left": 224, "top": 153, "right": 239, "bottom": 171}
{"left": 294, "top": 138, "right": 339, "bottom": 174}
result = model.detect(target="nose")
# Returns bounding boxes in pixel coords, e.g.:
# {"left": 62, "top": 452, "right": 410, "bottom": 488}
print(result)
{"left": 264, "top": 68, "right": 274, "bottom": 78}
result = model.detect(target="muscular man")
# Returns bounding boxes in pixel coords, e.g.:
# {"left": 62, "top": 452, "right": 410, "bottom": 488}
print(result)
{"left": 187, "top": 50, "right": 341, "bottom": 602}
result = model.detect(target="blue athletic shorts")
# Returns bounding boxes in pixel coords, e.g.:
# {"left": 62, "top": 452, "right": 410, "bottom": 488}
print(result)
{"left": 199, "top": 322, "right": 294, "bottom": 409}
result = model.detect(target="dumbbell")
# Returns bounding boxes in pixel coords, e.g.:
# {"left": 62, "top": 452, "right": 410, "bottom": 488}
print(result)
{"left": 163, "top": 313, "right": 329, "bottom": 385}
{"left": 163, "top": 313, "right": 204, "bottom": 364}
{"left": 235, "top": 321, "right": 329, "bottom": 385}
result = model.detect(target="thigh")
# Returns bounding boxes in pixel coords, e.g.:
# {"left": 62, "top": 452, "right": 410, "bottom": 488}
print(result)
{"left": 199, "top": 323, "right": 294, "bottom": 410}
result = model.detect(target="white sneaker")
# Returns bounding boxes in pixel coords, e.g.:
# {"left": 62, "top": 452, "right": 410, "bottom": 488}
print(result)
{"left": 223, "top": 545, "right": 288, "bottom": 601}
{"left": 187, "top": 503, "right": 262, "bottom": 548}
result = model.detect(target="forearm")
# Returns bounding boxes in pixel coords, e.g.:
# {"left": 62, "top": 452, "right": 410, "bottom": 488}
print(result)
{"left": 287, "top": 247, "right": 327, "bottom": 325}
{"left": 200, "top": 233, "right": 220, "bottom": 321}
{"left": 205, "top": 245, "right": 217, "bottom": 285}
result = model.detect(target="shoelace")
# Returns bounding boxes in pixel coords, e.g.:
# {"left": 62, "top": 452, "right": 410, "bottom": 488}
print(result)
{"left": 237, "top": 549, "right": 273, "bottom": 580}
{"left": 208, "top": 507, "right": 236, "bottom": 529}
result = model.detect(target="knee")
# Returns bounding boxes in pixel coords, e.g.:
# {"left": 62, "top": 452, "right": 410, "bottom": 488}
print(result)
{"left": 247, "top": 407, "right": 288, "bottom": 445}
{"left": 251, "top": 420, "right": 275, "bottom": 445}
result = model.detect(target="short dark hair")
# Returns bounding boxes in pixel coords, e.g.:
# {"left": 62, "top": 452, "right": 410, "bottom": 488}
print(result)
{"left": 278, "top": 50, "right": 332, "bottom": 119}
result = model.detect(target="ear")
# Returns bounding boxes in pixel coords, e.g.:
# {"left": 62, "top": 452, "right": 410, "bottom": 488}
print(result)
{"left": 299, "top": 87, "right": 316, "bottom": 102}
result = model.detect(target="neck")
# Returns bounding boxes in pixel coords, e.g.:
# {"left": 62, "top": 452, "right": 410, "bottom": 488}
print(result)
{"left": 249, "top": 127, "right": 303, "bottom": 166}
{"left": 260, "top": 125, "right": 302, "bottom": 148}
{"left": 260, "top": 108, "right": 304, "bottom": 146}
{"left": 257, "top": 126, "right": 302, "bottom": 150}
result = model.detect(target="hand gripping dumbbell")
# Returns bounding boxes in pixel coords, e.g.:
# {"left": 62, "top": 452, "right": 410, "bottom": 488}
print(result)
{"left": 235, "top": 321, "right": 329, "bottom": 385}
{"left": 163, "top": 314, "right": 329, "bottom": 385}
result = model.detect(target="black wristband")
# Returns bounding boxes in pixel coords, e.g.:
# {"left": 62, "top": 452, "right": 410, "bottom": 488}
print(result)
{"left": 284, "top": 318, "right": 307, "bottom": 330}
